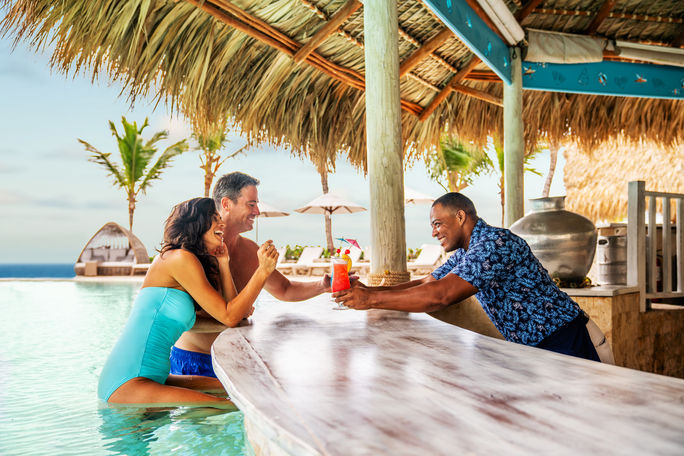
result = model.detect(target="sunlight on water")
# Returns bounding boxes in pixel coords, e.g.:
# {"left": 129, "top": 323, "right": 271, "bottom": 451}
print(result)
{"left": 0, "top": 281, "right": 253, "bottom": 456}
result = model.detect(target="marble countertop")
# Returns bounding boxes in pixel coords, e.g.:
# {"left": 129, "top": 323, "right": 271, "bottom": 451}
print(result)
{"left": 212, "top": 296, "right": 684, "bottom": 455}
{"left": 560, "top": 285, "right": 639, "bottom": 297}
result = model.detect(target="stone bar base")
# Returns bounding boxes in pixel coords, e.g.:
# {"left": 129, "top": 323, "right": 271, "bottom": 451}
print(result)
{"left": 367, "top": 271, "right": 410, "bottom": 286}
{"left": 567, "top": 287, "right": 684, "bottom": 379}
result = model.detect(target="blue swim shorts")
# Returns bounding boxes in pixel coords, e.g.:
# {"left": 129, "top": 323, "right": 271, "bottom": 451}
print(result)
{"left": 169, "top": 346, "right": 217, "bottom": 378}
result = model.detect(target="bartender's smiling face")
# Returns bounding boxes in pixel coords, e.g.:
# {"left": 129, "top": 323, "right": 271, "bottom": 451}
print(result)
{"left": 430, "top": 203, "right": 468, "bottom": 252}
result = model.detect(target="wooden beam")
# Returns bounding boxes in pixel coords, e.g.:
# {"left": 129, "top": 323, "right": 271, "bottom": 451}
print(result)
{"left": 515, "top": 0, "right": 544, "bottom": 21}
{"left": 185, "top": 0, "right": 423, "bottom": 116}
{"left": 419, "top": 57, "right": 481, "bottom": 121}
{"left": 585, "top": 0, "right": 616, "bottom": 35}
{"left": 399, "top": 28, "right": 452, "bottom": 77}
{"left": 673, "top": 27, "right": 684, "bottom": 48}
{"left": 293, "top": 0, "right": 362, "bottom": 64}
{"left": 453, "top": 84, "right": 503, "bottom": 107}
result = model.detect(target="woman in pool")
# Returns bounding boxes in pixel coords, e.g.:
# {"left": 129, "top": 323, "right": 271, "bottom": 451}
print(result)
{"left": 98, "top": 197, "right": 278, "bottom": 404}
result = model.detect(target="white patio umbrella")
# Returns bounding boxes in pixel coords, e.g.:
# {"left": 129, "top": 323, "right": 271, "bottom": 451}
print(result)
{"left": 404, "top": 186, "right": 436, "bottom": 205}
{"left": 294, "top": 192, "right": 366, "bottom": 215}
{"left": 255, "top": 201, "right": 289, "bottom": 242}
{"left": 294, "top": 192, "right": 366, "bottom": 251}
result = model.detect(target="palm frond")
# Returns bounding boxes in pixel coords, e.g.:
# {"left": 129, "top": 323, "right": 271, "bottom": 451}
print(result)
{"left": 79, "top": 138, "right": 127, "bottom": 188}
{"left": 137, "top": 139, "right": 189, "bottom": 194}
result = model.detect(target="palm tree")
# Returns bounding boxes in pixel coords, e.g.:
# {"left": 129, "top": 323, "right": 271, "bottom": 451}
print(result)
{"left": 426, "top": 137, "right": 493, "bottom": 193}
{"left": 193, "top": 120, "right": 250, "bottom": 197}
{"left": 79, "top": 117, "right": 189, "bottom": 231}
{"left": 542, "top": 139, "right": 560, "bottom": 198}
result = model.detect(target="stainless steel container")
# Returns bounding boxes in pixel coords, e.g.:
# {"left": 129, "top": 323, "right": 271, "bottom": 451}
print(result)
{"left": 510, "top": 196, "right": 597, "bottom": 281}
{"left": 597, "top": 235, "right": 627, "bottom": 285}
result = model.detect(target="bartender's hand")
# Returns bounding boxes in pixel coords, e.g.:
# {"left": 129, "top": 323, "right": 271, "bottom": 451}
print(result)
{"left": 333, "top": 287, "right": 373, "bottom": 310}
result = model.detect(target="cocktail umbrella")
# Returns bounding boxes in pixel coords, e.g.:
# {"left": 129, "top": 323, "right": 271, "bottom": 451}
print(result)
{"left": 294, "top": 192, "right": 366, "bottom": 252}
{"left": 404, "top": 186, "right": 436, "bottom": 205}
{"left": 255, "top": 201, "right": 289, "bottom": 243}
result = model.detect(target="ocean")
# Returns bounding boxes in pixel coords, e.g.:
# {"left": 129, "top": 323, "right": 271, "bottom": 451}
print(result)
{"left": 0, "top": 263, "right": 76, "bottom": 278}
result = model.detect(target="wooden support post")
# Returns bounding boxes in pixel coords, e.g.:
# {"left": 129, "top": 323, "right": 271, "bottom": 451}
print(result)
{"left": 364, "top": 0, "right": 409, "bottom": 285}
{"left": 293, "top": 0, "right": 362, "bottom": 64}
{"left": 503, "top": 46, "right": 524, "bottom": 228}
{"left": 627, "top": 181, "right": 646, "bottom": 312}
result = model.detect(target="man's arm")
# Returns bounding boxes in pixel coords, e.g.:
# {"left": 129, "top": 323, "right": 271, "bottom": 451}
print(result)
{"left": 334, "top": 273, "right": 478, "bottom": 312}
{"left": 265, "top": 269, "right": 330, "bottom": 301}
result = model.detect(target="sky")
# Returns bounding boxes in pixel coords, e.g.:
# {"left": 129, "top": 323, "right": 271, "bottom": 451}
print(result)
{"left": 0, "top": 35, "right": 566, "bottom": 264}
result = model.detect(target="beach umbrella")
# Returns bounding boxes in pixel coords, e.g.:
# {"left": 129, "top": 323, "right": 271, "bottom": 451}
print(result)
{"left": 295, "top": 192, "right": 366, "bottom": 251}
{"left": 294, "top": 192, "right": 367, "bottom": 215}
{"left": 404, "top": 186, "right": 436, "bottom": 205}
{"left": 255, "top": 201, "right": 289, "bottom": 243}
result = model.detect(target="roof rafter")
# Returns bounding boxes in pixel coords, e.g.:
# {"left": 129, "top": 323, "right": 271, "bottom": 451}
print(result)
{"left": 293, "top": 0, "right": 362, "bottom": 64}
{"left": 532, "top": 8, "right": 684, "bottom": 25}
{"left": 515, "top": 0, "right": 544, "bottom": 22}
{"left": 399, "top": 27, "right": 452, "bottom": 77}
{"left": 419, "top": 57, "right": 484, "bottom": 121}
{"left": 585, "top": 0, "right": 617, "bottom": 35}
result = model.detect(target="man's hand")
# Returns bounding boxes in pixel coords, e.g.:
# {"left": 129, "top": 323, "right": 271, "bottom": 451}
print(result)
{"left": 321, "top": 273, "right": 332, "bottom": 292}
{"left": 332, "top": 287, "right": 374, "bottom": 310}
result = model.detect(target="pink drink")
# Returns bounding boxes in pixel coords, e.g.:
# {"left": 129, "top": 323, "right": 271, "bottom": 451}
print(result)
{"left": 331, "top": 259, "right": 350, "bottom": 292}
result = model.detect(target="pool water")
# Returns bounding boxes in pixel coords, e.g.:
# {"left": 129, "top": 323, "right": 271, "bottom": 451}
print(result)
{"left": 0, "top": 281, "right": 253, "bottom": 456}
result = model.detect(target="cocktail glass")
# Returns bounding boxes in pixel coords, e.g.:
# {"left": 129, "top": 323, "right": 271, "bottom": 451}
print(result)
{"left": 331, "top": 258, "right": 350, "bottom": 310}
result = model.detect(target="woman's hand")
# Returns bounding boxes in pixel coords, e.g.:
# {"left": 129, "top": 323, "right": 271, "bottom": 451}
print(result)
{"left": 256, "top": 240, "right": 279, "bottom": 275}
{"left": 212, "top": 239, "right": 230, "bottom": 265}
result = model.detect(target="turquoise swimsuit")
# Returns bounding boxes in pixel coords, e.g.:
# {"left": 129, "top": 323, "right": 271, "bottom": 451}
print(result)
{"left": 98, "top": 287, "right": 196, "bottom": 401}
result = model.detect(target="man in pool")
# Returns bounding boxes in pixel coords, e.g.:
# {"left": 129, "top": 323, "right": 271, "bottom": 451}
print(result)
{"left": 333, "top": 192, "right": 614, "bottom": 363}
{"left": 170, "top": 172, "right": 331, "bottom": 377}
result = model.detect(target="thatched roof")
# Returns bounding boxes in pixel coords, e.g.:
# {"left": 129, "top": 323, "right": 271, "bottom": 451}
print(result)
{"left": 75, "top": 222, "right": 150, "bottom": 264}
{"left": 2, "top": 0, "right": 682, "bottom": 169}
{"left": 564, "top": 139, "right": 684, "bottom": 222}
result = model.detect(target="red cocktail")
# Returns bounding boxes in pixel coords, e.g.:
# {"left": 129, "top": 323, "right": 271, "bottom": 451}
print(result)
{"left": 331, "top": 258, "right": 350, "bottom": 309}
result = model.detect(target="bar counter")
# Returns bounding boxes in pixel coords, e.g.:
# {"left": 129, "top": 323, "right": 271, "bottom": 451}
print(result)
{"left": 212, "top": 295, "right": 684, "bottom": 455}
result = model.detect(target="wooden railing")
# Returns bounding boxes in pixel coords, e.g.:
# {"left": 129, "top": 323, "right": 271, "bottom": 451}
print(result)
{"left": 627, "top": 181, "right": 684, "bottom": 311}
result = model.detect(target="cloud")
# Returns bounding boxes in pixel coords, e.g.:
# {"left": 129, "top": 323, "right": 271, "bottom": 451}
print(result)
{"left": 0, "top": 60, "right": 44, "bottom": 83}
{"left": 0, "top": 163, "right": 24, "bottom": 174}
{"left": 37, "top": 146, "right": 86, "bottom": 160}
{"left": 0, "top": 190, "right": 27, "bottom": 204}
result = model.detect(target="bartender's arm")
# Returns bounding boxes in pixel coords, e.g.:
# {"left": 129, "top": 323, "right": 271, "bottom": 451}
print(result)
{"left": 333, "top": 273, "right": 477, "bottom": 312}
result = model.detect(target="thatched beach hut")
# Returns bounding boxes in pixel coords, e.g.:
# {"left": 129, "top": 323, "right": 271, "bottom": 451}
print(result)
{"left": 564, "top": 139, "right": 684, "bottom": 223}
{"left": 74, "top": 222, "right": 150, "bottom": 276}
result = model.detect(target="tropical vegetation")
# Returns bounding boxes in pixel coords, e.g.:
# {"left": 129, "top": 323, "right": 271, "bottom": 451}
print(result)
{"left": 193, "top": 120, "right": 250, "bottom": 197}
{"left": 79, "top": 117, "right": 188, "bottom": 231}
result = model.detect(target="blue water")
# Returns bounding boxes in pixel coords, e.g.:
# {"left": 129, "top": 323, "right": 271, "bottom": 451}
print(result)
{"left": 0, "top": 263, "right": 76, "bottom": 278}
{"left": 0, "top": 281, "right": 253, "bottom": 455}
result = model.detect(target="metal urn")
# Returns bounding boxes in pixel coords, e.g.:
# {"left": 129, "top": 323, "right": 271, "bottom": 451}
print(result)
{"left": 509, "top": 196, "right": 597, "bottom": 282}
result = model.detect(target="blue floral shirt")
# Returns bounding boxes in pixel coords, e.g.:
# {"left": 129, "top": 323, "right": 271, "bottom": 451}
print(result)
{"left": 432, "top": 219, "right": 581, "bottom": 346}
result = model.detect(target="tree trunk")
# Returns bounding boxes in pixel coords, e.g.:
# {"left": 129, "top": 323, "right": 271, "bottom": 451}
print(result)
{"left": 128, "top": 195, "right": 136, "bottom": 232}
{"left": 499, "top": 175, "right": 505, "bottom": 226}
{"left": 204, "top": 171, "right": 213, "bottom": 197}
{"left": 317, "top": 165, "right": 334, "bottom": 254}
{"left": 542, "top": 141, "right": 559, "bottom": 198}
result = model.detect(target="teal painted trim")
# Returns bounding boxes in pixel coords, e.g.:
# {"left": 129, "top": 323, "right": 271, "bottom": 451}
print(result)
{"left": 521, "top": 61, "right": 684, "bottom": 99}
{"left": 422, "top": 0, "right": 512, "bottom": 84}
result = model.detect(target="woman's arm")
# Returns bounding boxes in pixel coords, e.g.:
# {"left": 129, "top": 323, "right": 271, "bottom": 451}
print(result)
{"left": 170, "top": 243, "right": 279, "bottom": 327}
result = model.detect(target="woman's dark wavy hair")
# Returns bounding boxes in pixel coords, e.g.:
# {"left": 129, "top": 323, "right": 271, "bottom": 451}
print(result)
{"left": 160, "top": 198, "right": 220, "bottom": 302}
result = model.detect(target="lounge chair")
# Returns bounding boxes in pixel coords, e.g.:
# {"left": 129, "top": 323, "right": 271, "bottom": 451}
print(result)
{"left": 407, "top": 244, "right": 444, "bottom": 275}
{"left": 276, "top": 246, "right": 324, "bottom": 276}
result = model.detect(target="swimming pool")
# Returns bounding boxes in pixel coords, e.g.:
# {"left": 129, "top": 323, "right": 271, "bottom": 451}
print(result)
{"left": 0, "top": 280, "right": 253, "bottom": 455}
